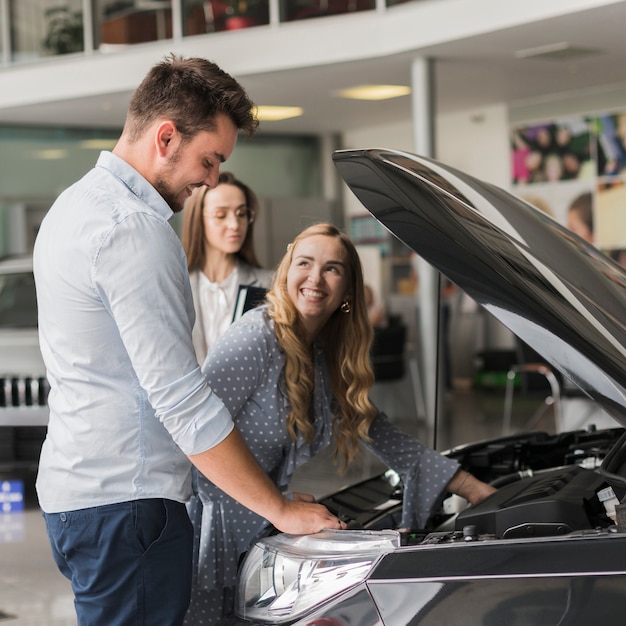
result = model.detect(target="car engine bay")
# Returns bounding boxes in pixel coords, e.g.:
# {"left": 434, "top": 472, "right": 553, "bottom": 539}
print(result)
{"left": 319, "top": 426, "right": 626, "bottom": 545}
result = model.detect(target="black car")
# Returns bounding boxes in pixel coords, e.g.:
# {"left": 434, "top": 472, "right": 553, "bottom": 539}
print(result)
{"left": 233, "top": 148, "right": 626, "bottom": 625}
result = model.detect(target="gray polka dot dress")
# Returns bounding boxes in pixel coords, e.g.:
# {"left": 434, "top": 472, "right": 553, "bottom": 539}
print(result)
{"left": 183, "top": 306, "right": 459, "bottom": 624}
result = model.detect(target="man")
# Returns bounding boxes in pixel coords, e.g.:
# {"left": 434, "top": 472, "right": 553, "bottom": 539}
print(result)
{"left": 33, "top": 54, "right": 343, "bottom": 626}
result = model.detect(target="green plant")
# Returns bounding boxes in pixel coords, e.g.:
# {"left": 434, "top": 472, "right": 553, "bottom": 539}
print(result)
{"left": 42, "top": 6, "right": 84, "bottom": 55}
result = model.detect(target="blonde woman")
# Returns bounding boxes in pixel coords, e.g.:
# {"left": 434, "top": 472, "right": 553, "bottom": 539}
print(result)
{"left": 182, "top": 172, "right": 273, "bottom": 364}
{"left": 185, "top": 223, "right": 496, "bottom": 623}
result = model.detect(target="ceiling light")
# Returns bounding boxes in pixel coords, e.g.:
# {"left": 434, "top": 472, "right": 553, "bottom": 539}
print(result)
{"left": 515, "top": 42, "right": 602, "bottom": 60}
{"left": 255, "top": 106, "right": 303, "bottom": 121}
{"left": 79, "top": 139, "right": 117, "bottom": 150}
{"left": 34, "top": 149, "right": 67, "bottom": 160}
{"left": 336, "top": 85, "right": 411, "bottom": 101}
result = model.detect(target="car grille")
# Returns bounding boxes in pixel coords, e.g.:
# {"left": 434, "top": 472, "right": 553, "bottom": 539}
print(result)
{"left": 0, "top": 376, "right": 50, "bottom": 408}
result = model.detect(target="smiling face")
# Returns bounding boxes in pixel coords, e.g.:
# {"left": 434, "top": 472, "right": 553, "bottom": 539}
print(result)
{"left": 202, "top": 183, "right": 251, "bottom": 255}
{"left": 286, "top": 234, "right": 350, "bottom": 341}
{"left": 153, "top": 114, "right": 238, "bottom": 213}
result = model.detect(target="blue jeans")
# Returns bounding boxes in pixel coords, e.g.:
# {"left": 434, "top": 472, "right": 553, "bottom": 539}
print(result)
{"left": 43, "top": 498, "right": 193, "bottom": 626}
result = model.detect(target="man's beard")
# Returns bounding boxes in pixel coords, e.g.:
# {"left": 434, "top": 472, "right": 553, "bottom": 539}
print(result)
{"left": 154, "top": 148, "right": 184, "bottom": 213}
{"left": 153, "top": 176, "right": 184, "bottom": 213}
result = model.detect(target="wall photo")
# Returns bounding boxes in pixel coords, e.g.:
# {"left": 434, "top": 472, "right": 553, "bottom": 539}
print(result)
{"left": 511, "top": 118, "right": 593, "bottom": 185}
{"left": 511, "top": 111, "right": 626, "bottom": 258}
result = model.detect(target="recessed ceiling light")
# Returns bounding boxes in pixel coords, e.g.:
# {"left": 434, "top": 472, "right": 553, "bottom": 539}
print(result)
{"left": 34, "top": 149, "right": 66, "bottom": 160}
{"left": 79, "top": 139, "right": 118, "bottom": 150}
{"left": 255, "top": 106, "right": 303, "bottom": 121}
{"left": 335, "top": 84, "right": 411, "bottom": 101}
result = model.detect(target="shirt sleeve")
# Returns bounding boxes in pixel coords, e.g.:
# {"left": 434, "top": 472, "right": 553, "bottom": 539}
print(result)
{"left": 363, "top": 409, "right": 460, "bottom": 529}
{"left": 93, "top": 211, "right": 234, "bottom": 455}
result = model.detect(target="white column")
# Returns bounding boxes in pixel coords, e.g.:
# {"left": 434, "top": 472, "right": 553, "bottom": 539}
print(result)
{"left": 1, "top": 0, "right": 10, "bottom": 65}
{"left": 269, "top": 0, "right": 281, "bottom": 26}
{"left": 82, "top": 0, "right": 94, "bottom": 53}
{"left": 5, "top": 204, "right": 28, "bottom": 255}
{"left": 171, "top": 0, "right": 183, "bottom": 40}
{"left": 411, "top": 56, "right": 443, "bottom": 448}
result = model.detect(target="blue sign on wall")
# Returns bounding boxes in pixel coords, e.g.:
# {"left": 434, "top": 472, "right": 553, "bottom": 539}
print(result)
{"left": 0, "top": 480, "right": 24, "bottom": 512}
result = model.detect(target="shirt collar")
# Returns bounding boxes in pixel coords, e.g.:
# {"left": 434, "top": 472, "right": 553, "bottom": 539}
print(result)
{"left": 96, "top": 151, "right": 173, "bottom": 221}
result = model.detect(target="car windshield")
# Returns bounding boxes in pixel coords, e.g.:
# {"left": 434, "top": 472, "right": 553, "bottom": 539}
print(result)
{"left": 0, "top": 272, "right": 38, "bottom": 328}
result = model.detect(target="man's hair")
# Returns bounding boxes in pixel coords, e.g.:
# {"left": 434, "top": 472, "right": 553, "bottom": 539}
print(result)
{"left": 123, "top": 54, "right": 258, "bottom": 142}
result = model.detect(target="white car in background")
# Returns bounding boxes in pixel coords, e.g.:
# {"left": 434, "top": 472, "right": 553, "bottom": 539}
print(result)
{"left": 0, "top": 255, "right": 48, "bottom": 468}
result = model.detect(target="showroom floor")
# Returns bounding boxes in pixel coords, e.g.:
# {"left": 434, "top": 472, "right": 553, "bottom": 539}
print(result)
{"left": 0, "top": 381, "right": 613, "bottom": 625}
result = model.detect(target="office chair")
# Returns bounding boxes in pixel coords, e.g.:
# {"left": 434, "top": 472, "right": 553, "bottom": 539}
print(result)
{"left": 371, "top": 317, "right": 406, "bottom": 381}
{"left": 370, "top": 316, "right": 426, "bottom": 422}
{"left": 502, "top": 339, "right": 563, "bottom": 435}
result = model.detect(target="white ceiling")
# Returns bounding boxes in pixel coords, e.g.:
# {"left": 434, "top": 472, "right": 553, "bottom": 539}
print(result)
{"left": 2, "top": 2, "right": 626, "bottom": 135}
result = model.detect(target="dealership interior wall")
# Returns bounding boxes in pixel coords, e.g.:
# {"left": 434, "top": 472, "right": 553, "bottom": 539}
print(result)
{"left": 2, "top": 0, "right": 626, "bottom": 388}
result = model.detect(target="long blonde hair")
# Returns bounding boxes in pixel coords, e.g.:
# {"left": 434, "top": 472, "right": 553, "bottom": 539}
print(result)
{"left": 265, "top": 223, "right": 377, "bottom": 471}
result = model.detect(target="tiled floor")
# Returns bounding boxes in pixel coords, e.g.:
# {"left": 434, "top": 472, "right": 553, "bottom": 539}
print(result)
{"left": 0, "top": 470, "right": 76, "bottom": 625}
{"left": 0, "top": 380, "right": 609, "bottom": 625}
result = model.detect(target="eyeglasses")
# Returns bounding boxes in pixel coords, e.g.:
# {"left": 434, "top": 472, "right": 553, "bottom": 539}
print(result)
{"left": 204, "top": 208, "right": 255, "bottom": 224}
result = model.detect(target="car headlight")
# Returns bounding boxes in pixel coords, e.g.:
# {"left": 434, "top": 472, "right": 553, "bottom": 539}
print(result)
{"left": 235, "top": 529, "right": 400, "bottom": 623}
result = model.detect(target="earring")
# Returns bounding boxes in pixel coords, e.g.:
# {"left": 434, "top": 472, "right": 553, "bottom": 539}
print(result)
{"left": 340, "top": 300, "right": 351, "bottom": 314}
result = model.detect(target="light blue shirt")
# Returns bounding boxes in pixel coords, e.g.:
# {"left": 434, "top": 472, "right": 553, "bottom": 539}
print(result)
{"left": 33, "top": 151, "right": 234, "bottom": 513}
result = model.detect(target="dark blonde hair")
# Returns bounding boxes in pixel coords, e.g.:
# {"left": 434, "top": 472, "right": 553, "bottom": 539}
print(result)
{"left": 182, "top": 172, "right": 262, "bottom": 272}
{"left": 123, "top": 54, "right": 258, "bottom": 142}
{"left": 266, "top": 223, "right": 377, "bottom": 471}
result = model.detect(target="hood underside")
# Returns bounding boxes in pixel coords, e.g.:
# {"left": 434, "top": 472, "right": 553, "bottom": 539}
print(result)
{"left": 333, "top": 148, "right": 626, "bottom": 423}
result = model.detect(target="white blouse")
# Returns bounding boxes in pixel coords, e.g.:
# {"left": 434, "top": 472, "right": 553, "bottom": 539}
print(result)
{"left": 195, "top": 267, "right": 240, "bottom": 362}
{"left": 188, "top": 260, "right": 274, "bottom": 364}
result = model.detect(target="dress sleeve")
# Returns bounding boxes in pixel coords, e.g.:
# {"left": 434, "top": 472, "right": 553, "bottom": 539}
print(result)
{"left": 363, "top": 409, "right": 460, "bottom": 529}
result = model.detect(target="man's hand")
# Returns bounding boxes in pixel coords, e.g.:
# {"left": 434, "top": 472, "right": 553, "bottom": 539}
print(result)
{"left": 291, "top": 491, "right": 316, "bottom": 503}
{"left": 271, "top": 497, "right": 347, "bottom": 534}
{"left": 190, "top": 428, "right": 346, "bottom": 535}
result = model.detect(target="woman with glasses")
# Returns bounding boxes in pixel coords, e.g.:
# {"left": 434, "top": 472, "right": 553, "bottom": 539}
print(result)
{"left": 183, "top": 173, "right": 275, "bottom": 625}
{"left": 182, "top": 172, "right": 274, "bottom": 364}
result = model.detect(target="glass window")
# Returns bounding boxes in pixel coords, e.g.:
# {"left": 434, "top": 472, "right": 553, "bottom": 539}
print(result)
{"left": 281, "top": 0, "right": 373, "bottom": 23}
{"left": 0, "top": 124, "right": 120, "bottom": 191}
{"left": 10, "top": 0, "right": 84, "bottom": 62}
{"left": 182, "top": 0, "right": 211, "bottom": 33}
{"left": 94, "top": 0, "right": 172, "bottom": 50}
{"left": 0, "top": 126, "right": 322, "bottom": 257}
{"left": 0, "top": 125, "right": 321, "bottom": 202}
{"left": 182, "top": 0, "right": 268, "bottom": 34}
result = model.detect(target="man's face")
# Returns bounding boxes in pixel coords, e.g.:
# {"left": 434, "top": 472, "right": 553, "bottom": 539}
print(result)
{"left": 154, "top": 114, "right": 238, "bottom": 213}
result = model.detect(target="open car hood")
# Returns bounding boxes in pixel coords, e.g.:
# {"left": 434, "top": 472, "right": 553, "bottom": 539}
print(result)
{"left": 333, "top": 148, "right": 626, "bottom": 424}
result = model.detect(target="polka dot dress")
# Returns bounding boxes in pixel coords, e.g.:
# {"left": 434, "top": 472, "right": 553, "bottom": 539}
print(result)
{"left": 183, "top": 307, "right": 459, "bottom": 624}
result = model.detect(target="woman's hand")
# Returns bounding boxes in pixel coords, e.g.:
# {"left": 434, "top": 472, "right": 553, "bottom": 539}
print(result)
{"left": 448, "top": 469, "right": 497, "bottom": 506}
